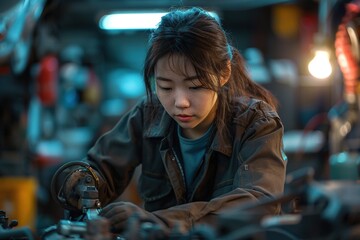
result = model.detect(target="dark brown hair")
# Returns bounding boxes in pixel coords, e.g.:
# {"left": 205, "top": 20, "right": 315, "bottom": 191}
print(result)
{"left": 143, "top": 7, "right": 277, "bottom": 138}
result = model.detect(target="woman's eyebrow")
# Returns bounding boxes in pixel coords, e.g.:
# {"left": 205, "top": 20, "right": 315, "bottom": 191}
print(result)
{"left": 156, "top": 76, "right": 198, "bottom": 81}
{"left": 184, "top": 76, "right": 198, "bottom": 81}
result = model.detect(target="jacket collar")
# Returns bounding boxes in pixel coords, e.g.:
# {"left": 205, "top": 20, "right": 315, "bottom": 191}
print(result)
{"left": 211, "top": 131, "right": 233, "bottom": 157}
{"left": 144, "top": 107, "right": 233, "bottom": 157}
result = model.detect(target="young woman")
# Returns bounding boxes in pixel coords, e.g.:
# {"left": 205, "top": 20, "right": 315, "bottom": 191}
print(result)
{"left": 53, "top": 7, "right": 287, "bottom": 234}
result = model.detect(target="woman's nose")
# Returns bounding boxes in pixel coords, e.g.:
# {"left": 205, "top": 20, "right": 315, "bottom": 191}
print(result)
{"left": 174, "top": 90, "right": 190, "bottom": 108}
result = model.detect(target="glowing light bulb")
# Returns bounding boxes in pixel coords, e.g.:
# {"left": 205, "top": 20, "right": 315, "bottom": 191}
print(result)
{"left": 308, "top": 50, "right": 332, "bottom": 79}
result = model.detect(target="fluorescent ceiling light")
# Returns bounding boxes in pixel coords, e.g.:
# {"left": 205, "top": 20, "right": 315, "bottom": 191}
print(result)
{"left": 99, "top": 12, "right": 166, "bottom": 30}
{"left": 99, "top": 11, "right": 219, "bottom": 31}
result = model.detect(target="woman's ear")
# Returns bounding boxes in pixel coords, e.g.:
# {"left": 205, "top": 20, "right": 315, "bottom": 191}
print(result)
{"left": 220, "top": 60, "right": 231, "bottom": 86}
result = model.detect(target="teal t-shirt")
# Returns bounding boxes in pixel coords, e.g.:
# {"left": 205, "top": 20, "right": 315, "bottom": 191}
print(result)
{"left": 177, "top": 124, "right": 214, "bottom": 191}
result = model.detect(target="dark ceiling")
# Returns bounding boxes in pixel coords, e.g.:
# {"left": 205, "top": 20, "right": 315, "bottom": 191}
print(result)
{"left": 33, "top": 0, "right": 319, "bottom": 68}
{"left": 45, "top": 0, "right": 300, "bottom": 29}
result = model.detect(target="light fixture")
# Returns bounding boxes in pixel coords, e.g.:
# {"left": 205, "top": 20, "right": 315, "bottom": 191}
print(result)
{"left": 308, "top": 48, "right": 332, "bottom": 79}
{"left": 308, "top": 33, "right": 333, "bottom": 79}
{"left": 99, "top": 12, "right": 166, "bottom": 30}
{"left": 99, "top": 11, "right": 219, "bottom": 31}
{"left": 307, "top": 0, "right": 334, "bottom": 80}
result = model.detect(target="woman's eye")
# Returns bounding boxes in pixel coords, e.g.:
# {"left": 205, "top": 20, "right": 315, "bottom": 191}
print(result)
{"left": 190, "top": 86, "right": 203, "bottom": 90}
{"left": 159, "top": 86, "right": 172, "bottom": 91}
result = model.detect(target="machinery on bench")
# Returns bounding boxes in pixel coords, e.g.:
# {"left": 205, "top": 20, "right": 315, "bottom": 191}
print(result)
{"left": 2, "top": 166, "right": 360, "bottom": 240}
{"left": 41, "top": 184, "right": 112, "bottom": 240}
{"left": 42, "top": 167, "right": 213, "bottom": 240}
{"left": 38, "top": 167, "right": 360, "bottom": 240}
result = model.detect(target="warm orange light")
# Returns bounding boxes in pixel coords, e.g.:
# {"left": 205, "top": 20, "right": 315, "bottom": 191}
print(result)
{"left": 308, "top": 50, "right": 332, "bottom": 79}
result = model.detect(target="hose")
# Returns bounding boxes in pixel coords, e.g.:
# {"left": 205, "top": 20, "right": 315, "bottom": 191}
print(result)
{"left": 334, "top": 0, "right": 360, "bottom": 103}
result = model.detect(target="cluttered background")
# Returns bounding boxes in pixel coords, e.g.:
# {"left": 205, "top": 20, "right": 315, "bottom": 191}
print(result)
{"left": 1, "top": 0, "right": 360, "bottom": 239}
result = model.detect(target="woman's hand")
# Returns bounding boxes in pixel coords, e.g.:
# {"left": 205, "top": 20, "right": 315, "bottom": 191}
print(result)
{"left": 99, "top": 201, "right": 154, "bottom": 233}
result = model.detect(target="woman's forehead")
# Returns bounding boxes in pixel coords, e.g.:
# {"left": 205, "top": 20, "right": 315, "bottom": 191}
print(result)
{"left": 155, "top": 54, "right": 196, "bottom": 76}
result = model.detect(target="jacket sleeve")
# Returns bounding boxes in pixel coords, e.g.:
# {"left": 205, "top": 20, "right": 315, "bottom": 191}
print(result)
{"left": 86, "top": 101, "right": 145, "bottom": 206}
{"left": 151, "top": 105, "right": 287, "bottom": 231}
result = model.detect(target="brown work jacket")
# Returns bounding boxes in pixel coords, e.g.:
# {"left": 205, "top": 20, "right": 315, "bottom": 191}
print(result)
{"left": 87, "top": 95, "right": 287, "bottom": 230}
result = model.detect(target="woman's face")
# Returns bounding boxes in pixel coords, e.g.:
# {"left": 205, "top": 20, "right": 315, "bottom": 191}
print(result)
{"left": 154, "top": 54, "right": 218, "bottom": 139}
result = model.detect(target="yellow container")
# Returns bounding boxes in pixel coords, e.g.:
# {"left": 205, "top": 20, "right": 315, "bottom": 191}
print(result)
{"left": 0, "top": 177, "right": 37, "bottom": 230}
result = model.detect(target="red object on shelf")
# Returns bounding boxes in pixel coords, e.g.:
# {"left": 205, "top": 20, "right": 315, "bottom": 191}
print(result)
{"left": 37, "top": 55, "right": 59, "bottom": 106}
{"left": 335, "top": 2, "right": 360, "bottom": 98}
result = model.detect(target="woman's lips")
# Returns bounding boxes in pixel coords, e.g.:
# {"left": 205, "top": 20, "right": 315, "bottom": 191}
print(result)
{"left": 176, "top": 114, "right": 192, "bottom": 122}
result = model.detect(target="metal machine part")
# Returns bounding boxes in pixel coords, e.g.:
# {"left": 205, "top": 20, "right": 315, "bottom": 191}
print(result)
{"left": 217, "top": 167, "right": 360, "bottom": 240}
{"left": 50, "top": 161, "right": 101, "bottom": 213}
{"left": 0, "top": 211, "right": 34, "bottom": 240}
{"left": 42, "top": 181, "right": 112, "bottom": 240}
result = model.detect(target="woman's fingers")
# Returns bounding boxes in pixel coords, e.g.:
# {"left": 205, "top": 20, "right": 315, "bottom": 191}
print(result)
{"left": 99, "top": 202, "right": 134, "bottom": 232}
